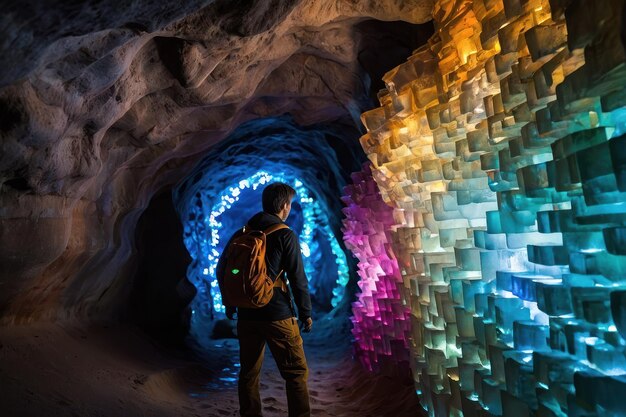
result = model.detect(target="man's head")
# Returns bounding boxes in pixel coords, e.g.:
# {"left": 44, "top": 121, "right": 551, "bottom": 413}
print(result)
{"left": 262, "top": 182, "right": 296, "bottom": 221}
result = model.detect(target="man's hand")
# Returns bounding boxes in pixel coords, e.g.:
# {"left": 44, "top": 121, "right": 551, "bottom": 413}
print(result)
{"left": 300, "top": 317, "right": 313, "bottom": 333}
{"left": 225, "top": 306, "right": 237, "bottom": 320}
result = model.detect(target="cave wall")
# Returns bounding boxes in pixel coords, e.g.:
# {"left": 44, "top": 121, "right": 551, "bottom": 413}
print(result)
{"left": 347, "top": 0, "right": 626, "bottom": 415}
{"left": 0, "top": 0, "right": 434, "bottom": 324}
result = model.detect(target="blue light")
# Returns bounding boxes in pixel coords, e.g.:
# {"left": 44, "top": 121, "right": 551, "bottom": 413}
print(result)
{"left": 301, "top": 242, "right": 311, "bottom": 257}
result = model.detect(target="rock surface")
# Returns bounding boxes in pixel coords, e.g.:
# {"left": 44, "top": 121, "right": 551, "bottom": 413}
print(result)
{"left": 0, "top": 0, "right": 434, "bottom": 323}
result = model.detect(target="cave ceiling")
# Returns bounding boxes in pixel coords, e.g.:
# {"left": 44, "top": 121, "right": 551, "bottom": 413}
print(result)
{"left": 1, "top": 0, "right": 434, "bottom": 199}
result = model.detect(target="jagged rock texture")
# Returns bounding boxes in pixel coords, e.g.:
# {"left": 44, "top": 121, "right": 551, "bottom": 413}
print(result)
{"left": 342, "top": 163, "right": 412, "bottom": 374}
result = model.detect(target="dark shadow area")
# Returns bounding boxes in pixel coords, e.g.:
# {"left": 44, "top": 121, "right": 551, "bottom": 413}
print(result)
{"left": 356, "top": 19, "right": 435, "bottom": 102}
{"left": 129, "top": 189, "right": 196, "bottom": 347}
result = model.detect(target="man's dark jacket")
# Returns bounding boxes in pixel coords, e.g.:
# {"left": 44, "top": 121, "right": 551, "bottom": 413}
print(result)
{"left": 217, "top": 211, "right": 312, "bottom": 322}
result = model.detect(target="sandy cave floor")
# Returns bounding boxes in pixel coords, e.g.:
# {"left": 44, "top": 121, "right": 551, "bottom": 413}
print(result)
{"left": 0, "top": 314, "right": 422, "bottom": 417}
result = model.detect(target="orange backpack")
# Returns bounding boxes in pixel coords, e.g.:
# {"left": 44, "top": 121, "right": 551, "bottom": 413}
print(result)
{"left": 217, "top": 223, "right": 289, "bottom": 308}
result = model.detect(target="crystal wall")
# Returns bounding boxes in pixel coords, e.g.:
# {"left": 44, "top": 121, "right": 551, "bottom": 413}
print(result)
{"left": 348, "top": 0, "right": 626, "bottom": 415}
{"left": 342, "top": 163, "right": 412, "bottom": 372}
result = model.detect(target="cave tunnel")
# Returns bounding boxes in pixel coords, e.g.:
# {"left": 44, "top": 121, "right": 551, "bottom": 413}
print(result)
{"left": 171, "top": 118, "right": 362, "bottom": 339}
{"left": 2, "top": 0, "right": 626, "bottom": 416}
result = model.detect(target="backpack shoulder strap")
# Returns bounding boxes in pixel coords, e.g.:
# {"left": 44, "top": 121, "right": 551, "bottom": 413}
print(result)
{"left": 264, "top": 223, "right": 289, "bottom": 235}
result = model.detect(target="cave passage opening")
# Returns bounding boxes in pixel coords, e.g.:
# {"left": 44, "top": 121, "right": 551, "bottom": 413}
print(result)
{"left": 171, "top": 117, "right": 366, "bottom": 349}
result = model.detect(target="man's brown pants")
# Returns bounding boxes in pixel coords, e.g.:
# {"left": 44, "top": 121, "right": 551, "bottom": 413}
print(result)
{"left": 237, "top": 318, "right": 310, "bottom": 417}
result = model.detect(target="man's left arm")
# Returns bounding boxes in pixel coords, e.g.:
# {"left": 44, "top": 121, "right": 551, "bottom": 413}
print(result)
{"left": 283, "top": 231, "right": 312, "bottom": 326}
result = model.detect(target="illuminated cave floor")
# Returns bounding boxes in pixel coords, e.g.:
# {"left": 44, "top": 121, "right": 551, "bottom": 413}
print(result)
{"left": 0, "top": 314, "right": 421, "bottom": 417}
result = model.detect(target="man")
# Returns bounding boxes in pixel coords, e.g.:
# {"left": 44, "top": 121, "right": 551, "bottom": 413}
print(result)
{"left": 217, "top": 182, "right": 313, "bottom": 417}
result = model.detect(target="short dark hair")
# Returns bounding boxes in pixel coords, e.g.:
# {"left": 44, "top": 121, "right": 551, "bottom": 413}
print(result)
{"left": 262, "top": 182, "right": 295, "bottom": 213}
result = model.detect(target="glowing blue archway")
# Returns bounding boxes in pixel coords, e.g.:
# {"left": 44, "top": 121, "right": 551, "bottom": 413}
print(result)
{"left": 183, "top": 171, "right": 349, "bottom": 324}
